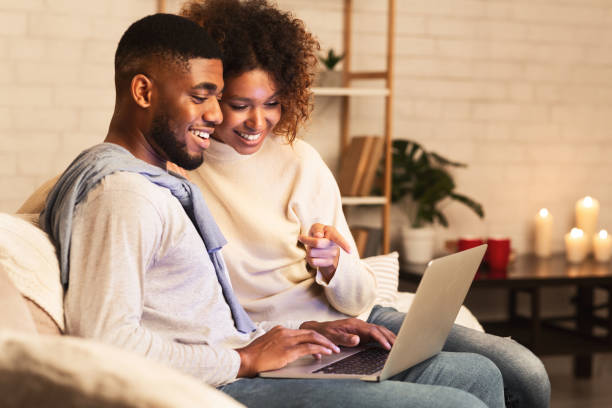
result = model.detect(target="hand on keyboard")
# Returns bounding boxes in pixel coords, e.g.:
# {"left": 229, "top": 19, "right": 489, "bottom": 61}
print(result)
{"left": 299, "top": 318, "right": 396, "bottom": 350}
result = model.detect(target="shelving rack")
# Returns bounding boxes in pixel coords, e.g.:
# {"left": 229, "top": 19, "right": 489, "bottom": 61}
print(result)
{"left": 313, "top": 0, "right": 395, "bottom": 254}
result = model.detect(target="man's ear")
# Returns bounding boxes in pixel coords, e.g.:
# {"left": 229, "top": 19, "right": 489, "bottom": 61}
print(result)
{"left": 131, "top": 74, "right": 153, "bottom": 108}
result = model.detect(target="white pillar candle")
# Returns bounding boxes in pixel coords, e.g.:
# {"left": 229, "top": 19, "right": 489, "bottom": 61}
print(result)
{"left": 575, "top": 196, "right": 600, "bottom": 253}
{"left": 593, "top": 230, "right": 612, "bottom": 262}
{"left": 534, "top": 208, "right": 553, "bottom": 258}
{"left": 565, "top": 228, "right": 588, "bottom": 263}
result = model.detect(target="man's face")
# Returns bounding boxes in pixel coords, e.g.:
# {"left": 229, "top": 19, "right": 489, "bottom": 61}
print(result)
{"left": 146, "top": 58, "right": 223, "bottom": 170}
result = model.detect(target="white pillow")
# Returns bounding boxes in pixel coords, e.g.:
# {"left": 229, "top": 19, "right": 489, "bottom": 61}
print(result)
{"left": 0, "top": 331, "right": 244, "bottom": 408}
{"left": 0, "top": 213, "right": 64, "bottom": 332}
{"left": 362, "top": 251, "right": 399, "bottom": 307}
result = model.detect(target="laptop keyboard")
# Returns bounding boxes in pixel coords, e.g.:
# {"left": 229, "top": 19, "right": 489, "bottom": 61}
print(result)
{"left": 313, "top": 347, "right": 390, "bottom": 375}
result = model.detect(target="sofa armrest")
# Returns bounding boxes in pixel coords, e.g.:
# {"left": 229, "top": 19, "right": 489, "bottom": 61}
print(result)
{"left": 0, "top": 331, "right": 245, "bottom": 408}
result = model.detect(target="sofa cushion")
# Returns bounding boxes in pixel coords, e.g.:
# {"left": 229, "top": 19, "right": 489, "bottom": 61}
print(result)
{"left": 0, "top": 213, "right": 64, "bottom": 333}
{"left": 0, "top": 269, "right": 37, "bottom": 333}
{"left": 0, "top": 331, "right": 244, "bottom": 408}
{"left": 362, "top": 251, "right": 399, "bottom": 307}
{"left": 17, "top": 175, "right": 58, "bottom": 215}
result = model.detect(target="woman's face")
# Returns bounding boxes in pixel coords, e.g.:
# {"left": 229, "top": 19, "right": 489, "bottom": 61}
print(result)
{"left": 213, "top": 69, "right": 282, "bottom": 155}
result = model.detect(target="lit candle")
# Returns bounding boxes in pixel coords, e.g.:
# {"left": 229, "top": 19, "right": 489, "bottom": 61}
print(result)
{"left": 593, "top": 230, "right": 612, "bottom": 262}
{"left": 575, "top": 196, "right": 600, "bottom": 253}
{"left": 534, "top": 208, "right": 553, "bottom": 258}
{"left": 565, "top": 228, "right": 588, "bottom": 263}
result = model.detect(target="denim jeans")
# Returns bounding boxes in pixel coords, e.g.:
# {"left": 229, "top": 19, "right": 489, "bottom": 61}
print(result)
{"left": 367, "top": 305, "right": 551, "bottom": 408}
{"left": 221, "top": 304, "right": 507, "bottom": 407}
{"left": 221, "top": 351, "right": 504, "bottom": 408}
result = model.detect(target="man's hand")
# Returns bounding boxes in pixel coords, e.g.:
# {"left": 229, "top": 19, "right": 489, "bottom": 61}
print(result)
{"left": 298, "top": 223, "right": 351, "bottom": 283}
{"left": 236, "top": 326, "right": 341, "bottom": 377}
{"left": 300, "top": 318, "right": 396, "bottom": 350}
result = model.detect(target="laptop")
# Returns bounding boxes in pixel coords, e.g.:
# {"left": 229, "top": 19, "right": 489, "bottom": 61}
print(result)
{"left": 260, "top": 244, "right": 487, "bottom": 382}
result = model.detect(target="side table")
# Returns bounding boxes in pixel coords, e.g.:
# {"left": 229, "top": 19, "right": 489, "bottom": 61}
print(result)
{"left": 400, "top": 253, "right": 612, "bottom": 378}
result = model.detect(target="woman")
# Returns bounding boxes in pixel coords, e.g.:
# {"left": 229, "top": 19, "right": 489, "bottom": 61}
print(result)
{"left": 178, "top": 1, "right": 550, "bottom": 407}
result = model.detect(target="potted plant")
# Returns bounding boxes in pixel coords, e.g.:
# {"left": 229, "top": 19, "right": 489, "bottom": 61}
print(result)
{"left": 386, "top": 139, "right": 484, "bottom": 263}
{"left": 315, "top": 48, "right": 344, "bottom": 87}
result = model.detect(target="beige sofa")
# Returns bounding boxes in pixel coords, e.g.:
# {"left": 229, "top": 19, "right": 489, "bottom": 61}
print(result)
{"left": 0, "top": 208, "right": 482, "bottom": 407}
{"left": 0, "top": 213, "right": 244, "bottom": 407}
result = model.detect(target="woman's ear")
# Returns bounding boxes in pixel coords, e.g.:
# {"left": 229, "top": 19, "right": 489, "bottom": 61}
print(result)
{"left": 131, "top": 74, "right": 153, "bottom": 108}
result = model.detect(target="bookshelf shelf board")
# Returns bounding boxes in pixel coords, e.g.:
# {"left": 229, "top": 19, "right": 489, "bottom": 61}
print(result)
{"left": 341, "top": 196, "right": 388, "bottom": 206}
{"left": 312, "top": 87, "right": 390, "bottom": 96}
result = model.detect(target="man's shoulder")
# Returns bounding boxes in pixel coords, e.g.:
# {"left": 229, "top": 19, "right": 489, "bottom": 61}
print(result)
{"left": 86, "top": 172, "right": 173, "bottom": 206}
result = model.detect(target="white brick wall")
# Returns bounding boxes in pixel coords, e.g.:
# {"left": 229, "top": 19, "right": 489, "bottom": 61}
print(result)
{"left": 0, "top": 0, "right": 154, "bottom": 210}
{"left": 1, "top": 0, "right": 611, "bottom": 258}
{"left": 303, "top": 0, "right": 612, "bottom": 257}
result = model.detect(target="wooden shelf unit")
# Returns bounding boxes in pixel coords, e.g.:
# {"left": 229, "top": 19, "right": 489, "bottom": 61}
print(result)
{"left": 338, "top": 0, "right": 395, "bottom": 254}
{"left": 341, "top": 196, "right": 388, "bottom": 206}
{"left": 312, "top": 87, "right": 390, "bottom": 96}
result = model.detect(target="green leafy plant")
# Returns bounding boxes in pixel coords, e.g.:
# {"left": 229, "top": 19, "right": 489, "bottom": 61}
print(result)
{"left": 383, "top": 139, "right": 484, "bottom": 228}
{"left": 318, "top": 48, "right": 344, "bottom": 71}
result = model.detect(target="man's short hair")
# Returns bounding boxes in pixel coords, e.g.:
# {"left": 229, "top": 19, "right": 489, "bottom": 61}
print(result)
{"left": 114, "top": 13, "right": 222, "bottom": 89}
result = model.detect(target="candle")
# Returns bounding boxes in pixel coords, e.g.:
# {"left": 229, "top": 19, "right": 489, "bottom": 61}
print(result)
{"left": 565, "top": 228, "right": 588, "bottom": 263}
{"left": 575, "top": 196, "right": 600, "bottom": 253}
{"left": 534, "top": 208, "right": 553, "bottom": 258}
{"left": 593, "top": 230, "right": 612, "bottom": 262}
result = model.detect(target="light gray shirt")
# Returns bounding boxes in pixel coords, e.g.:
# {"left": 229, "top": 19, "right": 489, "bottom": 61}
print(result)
{"left": 65, "top": 172, "right": 300, "bottom": 386}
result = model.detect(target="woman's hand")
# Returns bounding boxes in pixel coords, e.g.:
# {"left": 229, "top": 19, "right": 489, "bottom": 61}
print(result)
{"left": 300, "top": 318, "right": 396, "bottom": 350}
{"left": 298, "top": 223, "right": 352, "bottom": 283}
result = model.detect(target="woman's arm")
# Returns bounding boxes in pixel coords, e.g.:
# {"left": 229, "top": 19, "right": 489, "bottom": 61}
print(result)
{"left": 295, "top": 143, "right": 377, "bottom": 316}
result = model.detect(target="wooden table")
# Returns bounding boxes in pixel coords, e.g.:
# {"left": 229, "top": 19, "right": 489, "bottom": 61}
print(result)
{"left": 400, "top": 253, "right": 612, "bottom": 378}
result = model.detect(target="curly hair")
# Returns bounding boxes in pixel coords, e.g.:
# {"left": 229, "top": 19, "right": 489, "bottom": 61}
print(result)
{"left": 180, "top": 0, "right": 320, "bottom": 143}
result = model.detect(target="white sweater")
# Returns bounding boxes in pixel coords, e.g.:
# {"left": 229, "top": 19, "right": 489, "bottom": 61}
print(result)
{"left": 189, "top": 136, "right": 377, "bottom": 323}
{"left": 65, "top": 172, "right": 299, "bottom": 386}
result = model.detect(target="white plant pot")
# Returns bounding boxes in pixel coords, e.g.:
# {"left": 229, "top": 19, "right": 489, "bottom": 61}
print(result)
{"left": 402, "top": 226, "right": 435, "bottom": 264}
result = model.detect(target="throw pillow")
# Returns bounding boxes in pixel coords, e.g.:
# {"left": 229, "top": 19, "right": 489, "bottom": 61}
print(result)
{"left": 0, "top": 213, "right": 64, "bottom": 332}
{"left": 362, "top": 251, "right": 399, "bottom": 307}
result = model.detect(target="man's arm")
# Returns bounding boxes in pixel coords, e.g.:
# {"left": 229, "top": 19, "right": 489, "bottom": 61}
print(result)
{"left": 65, "top": 179, "right": 245, "bottom": 386}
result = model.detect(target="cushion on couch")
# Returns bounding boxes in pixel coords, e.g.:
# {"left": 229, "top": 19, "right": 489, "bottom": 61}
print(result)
{"left": 16, "top": 175, "right": 58, "bottom": 215}
{"left": 0, "top": 331, "right": 245, "bottom": 408}
{"left": 0, "top": 269, "right": 37, "bottom": 334}
{"left": 0, "top": 213, "right": 64, "bottom": 333}
{"left": 362, "top": 251, "right": 399, "bottom": 307}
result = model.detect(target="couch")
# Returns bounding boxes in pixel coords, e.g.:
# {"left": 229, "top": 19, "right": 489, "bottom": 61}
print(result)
{"left": 0, "top": 210, "right": 482, "bottom": 407}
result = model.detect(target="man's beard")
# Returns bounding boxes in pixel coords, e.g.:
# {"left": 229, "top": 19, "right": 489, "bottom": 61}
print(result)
{"left": 148, "top": 113, "right": 204, "bottom": 171}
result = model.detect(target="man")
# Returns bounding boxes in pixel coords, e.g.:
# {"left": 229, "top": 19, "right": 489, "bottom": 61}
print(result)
{"left": 42, "top": 13, "right": 504, "bottom": 407}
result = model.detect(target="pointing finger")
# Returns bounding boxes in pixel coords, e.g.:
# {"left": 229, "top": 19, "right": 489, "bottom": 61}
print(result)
{"left": 324, "top": 227, "right": 352, "bottom": 253}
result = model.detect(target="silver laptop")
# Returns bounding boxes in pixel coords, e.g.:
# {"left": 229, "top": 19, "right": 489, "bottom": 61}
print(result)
{"left": 260, "top": 244, "right": 487, "bottom": 382}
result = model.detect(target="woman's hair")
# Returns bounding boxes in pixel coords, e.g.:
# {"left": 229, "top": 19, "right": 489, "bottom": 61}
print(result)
{"left": 180, "top": 0, "right": 320, "bottom": 143}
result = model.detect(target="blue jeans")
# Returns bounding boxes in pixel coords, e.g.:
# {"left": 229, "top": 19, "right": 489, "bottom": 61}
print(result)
{"left": 367, "top": 305, "right": 551, "bottom": 408}
{"left": 221, "top": 351, "right": 504, "bottom": 407}
{"left": 221, "top": 305, "right": 506, "bottom": 407}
